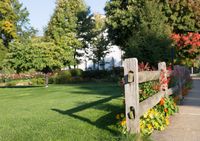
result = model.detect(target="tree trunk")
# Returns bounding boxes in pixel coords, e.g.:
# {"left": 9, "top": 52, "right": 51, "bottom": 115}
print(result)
{"left": 102, "top": 58, "right": 105, "bottom": 70}
{"left": 45, "top": 73, "right": 49, "bottom": 88}
{"left": 85, "top": 59, "right": 87, "bottom": 70}
{"left": 191, "top": 67, "right": 194, "bottom": 74}
{"left": 97, "top": 61, "right": 100, "bottom": 70}
{"left": 74, "top": 48, "right": 77, "bottom": 69}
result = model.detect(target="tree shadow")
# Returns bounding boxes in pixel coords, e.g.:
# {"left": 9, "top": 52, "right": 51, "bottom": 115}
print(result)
{"left": 180, "top": 79, "right": 200, "bottom": 107}
{"left": 51, "top": 95, "right": 123, "bottom": 135}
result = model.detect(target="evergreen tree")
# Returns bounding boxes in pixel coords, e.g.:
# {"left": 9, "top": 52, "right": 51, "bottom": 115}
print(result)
{"left": 45, "top": 0, "right": 91, "bottom": 68}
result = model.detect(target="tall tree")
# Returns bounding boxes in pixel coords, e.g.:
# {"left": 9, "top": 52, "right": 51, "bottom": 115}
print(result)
{"left": 0, "top": 0, "right": 35, "bottom": 47}
{"left": 12, "top": 0, "right": 36, "bottom": 40}
{"left": 0, "top": 0, "right": 35, "bottom": 66}
{"left": 0, "top": 0, "right": 17, "bottom": 47}
{"left": 105, "top": 0, "right": 172, "bottom": 65}
{"left": 159, "top": 0, "right": 200, "bottom": 33}
{"left": 89, "top": 14, "right": 110, "bottom": 70}
{"left": 45, "top": 0, "right": 90, "bottom": 68}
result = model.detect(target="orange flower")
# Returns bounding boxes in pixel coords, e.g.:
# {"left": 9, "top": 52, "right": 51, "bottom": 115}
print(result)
{"left": 173, "top": 103, "right": 176, "bottom": 107}
{"left": 164, "top": 108, "right": 168, "bottom": 113}
{"left": 159, "top": 98, "right": 165, "bottom": 106}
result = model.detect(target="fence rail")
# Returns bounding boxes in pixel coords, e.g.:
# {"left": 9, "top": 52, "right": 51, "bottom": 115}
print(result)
{"left": 124, "top": 58, "right": 189, "bottom": 133}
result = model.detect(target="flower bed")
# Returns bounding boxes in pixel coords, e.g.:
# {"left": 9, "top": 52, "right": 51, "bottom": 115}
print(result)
{"left": 116, "top": 63, "right": 191, "bottom": 136}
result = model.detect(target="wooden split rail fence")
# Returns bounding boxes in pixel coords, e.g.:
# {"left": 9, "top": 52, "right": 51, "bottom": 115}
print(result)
{"left": 123, "top": 58, "right": 189, "bottom": 133}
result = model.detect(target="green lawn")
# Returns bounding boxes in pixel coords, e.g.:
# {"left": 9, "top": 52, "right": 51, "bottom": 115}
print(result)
{"left": 0, "top": 82, "right": 126, "bottom": 141}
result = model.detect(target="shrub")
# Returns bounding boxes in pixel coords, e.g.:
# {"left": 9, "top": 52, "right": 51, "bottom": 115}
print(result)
{"left": 31, "top": 78, "right": 45, "bottom": 85}
{"left": 6, "top": 81, "right": 17, "bottom": 87}
{"left": 55, "top": 70, "right": 72, "bottom": 84}
{"left": 49, "top": 74, "right": 57, "bottom": 84}
{"left": 83, "top": 70, "right": 111, "bottom": 79}
{"left": 70, "top": 69, "right": 83, "bottom": 77}
{"left": 112, "top": 67, "right": 124, "bottom": 77}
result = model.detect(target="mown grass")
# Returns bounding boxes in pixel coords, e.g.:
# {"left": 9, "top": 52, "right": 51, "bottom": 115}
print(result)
{"left": 0, "top": 82, "right": 126, "bottom": 141}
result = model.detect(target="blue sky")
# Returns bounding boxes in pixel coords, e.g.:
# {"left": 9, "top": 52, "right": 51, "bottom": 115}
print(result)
{"left": 19, "top": 0, "right": 107, "bottom": 35}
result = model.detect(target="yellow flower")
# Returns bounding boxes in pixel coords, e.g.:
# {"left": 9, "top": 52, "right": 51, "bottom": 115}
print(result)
{"left": 143, "top": 112, "right": 148, "bottom": 118}
{"left": 166, "top": 118, "right": 169, "bottom": 125}
{"left": 120, "top": 119, "right": 126, "bottom": 126}
{"left": 147, "top": 124, "right": 153, "bottom": 130}
{"left": 116, "top": 114, "right": 120, "bottom": 120}
{"left": 148, "top": 112, "right": 154, "bottom": 119}
{"left": 153, "top": 122, "right": 159, "bottom": 128}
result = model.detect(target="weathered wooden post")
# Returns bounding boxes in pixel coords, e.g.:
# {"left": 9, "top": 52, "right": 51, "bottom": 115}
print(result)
{"left": 158, "top": 62, "right": 168, "bottom": 96}
{"left": 124, "top": 58, "right": 139, "bottom": 133}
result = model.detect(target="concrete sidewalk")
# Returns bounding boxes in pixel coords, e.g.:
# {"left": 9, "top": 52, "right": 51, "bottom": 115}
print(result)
{"left": 152, "top": 78, "right": 200, "bottom": 141}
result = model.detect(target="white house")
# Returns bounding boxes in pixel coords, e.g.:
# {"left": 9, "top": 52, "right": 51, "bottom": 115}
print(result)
{"left": 76, "top": 13, "right": 124, "bottom": 71}
{"left": 77, "top": 45, "right": 124, "bottom": 71}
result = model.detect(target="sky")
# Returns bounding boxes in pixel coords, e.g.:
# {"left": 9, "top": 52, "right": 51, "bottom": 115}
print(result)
{"left": 19, "top": 0, "right": 107, "bottom": 35}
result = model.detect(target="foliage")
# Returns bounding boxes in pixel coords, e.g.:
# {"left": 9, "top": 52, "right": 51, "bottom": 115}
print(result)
{"left": 159, "top": 0, "right": 200, "bottom": 33}
{"left": 0, "top": 0, "right": 35, "bottom": 71}
{"left": 88, "top": 14, "right": 110, "bottom": 70}
{"left": 0, "top": 0, "right": 17, "bottom": 47}
{"left": 83, "top": 70, "right": 112, "bottom": 79}
{"left": 105, "top": 0, "right": 172, "bottom": 66}
{"left": 0, "top": 72, "right": 43, "bottom": 81}
{"left": 45, "top": 0, "right": 91, "bottom": 67}
{"left": 140, "top": 107, "right": 169, "bottom": 135}
{"left": 31, "top": 78, "right": 45, "bottom": 85}
{"left": 116, "top": 113, "right": 126, "bottom": 134}
{"left": 171, "top": 32, "right": 200, "bottom": 67}
{"left": 156, "top": 97, "right": 178, "bottom": 116}
{"left": 139, "top": 81, "right": 160, "bottom": 102}
{"left": 116, "top": 96, "right": 178, "bottom": 136}
{"left": 5, "top": 81, "right": 18, "bottom": 87}
{"left": 54, "top": 70, "right": 72, "bottom": 84}
{"left": 49, "top": 69, "right": 84, "bottom": 84}
{"left": 11, "top": 0, "right": 36, "bottom": 40}
{"left": 70, "top": 69, "right": 83, "bottom": 77}
{"left": 0, "top": 0, "right": 35, "bottom": 48}
{"left": 4, "top": 39, "right": 63, "bottom": 74}
{"left": 0, "top": 40, "right": 7, "bottom": 67}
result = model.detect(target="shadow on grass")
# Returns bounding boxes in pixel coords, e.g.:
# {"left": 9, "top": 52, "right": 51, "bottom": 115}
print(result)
{"left": 0, "top": 85, "right": 43, "bottom": 89}
{"left": 52, "top": 95, "right": 123, "bottom": 135}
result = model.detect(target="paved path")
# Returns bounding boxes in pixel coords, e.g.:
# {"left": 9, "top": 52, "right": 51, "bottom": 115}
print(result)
{"left": 152, "top": 78, "right": 200, "bottom": 141}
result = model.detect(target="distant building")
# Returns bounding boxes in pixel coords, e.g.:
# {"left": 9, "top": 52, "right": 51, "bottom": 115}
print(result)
{"left": 77, "top": 13, "right": 124, "bottom": 71}
{"left": 77, "top": 45, "right": 124, "bottom": 71}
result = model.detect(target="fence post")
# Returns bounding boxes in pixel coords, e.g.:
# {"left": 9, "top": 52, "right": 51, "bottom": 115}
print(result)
{"left": 124, "top": 58, "right": 139, "bottom": 133}
{"left": 158, "top": 62, "right": 168, "bottom": 96}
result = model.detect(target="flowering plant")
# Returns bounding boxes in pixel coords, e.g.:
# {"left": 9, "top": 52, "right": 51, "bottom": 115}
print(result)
{"left": 171, "top": 32, "right": 200, "bottom": 67}
{"left": 139, "top": 81, "right": 160, "bottom": 102}
{"left": 116, "top": 113, "right": 127, "bottom": 134}
{"left": 140, "top": 108, "right": 169, "bottom": 135}
{"left": 156, "top": 97, "right": 178, "bottom": 116}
